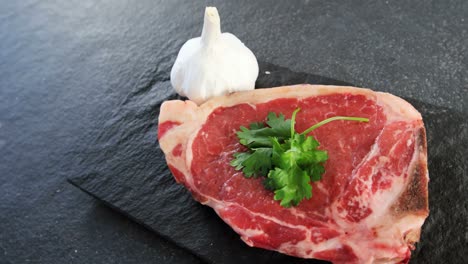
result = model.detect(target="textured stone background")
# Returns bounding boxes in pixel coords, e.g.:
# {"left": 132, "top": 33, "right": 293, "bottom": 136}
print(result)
{"left": 1, "top": 0, "right": 466, "bottom": 263}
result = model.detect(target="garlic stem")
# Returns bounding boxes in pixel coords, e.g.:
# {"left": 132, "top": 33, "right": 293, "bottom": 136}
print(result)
{"left": 201, "top": 7, "right": 221, "bottom": 47}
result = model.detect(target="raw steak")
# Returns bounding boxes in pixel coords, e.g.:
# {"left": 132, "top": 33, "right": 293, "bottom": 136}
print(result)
{"left": 158, "top": 85, "right": 429, "bottom": 264}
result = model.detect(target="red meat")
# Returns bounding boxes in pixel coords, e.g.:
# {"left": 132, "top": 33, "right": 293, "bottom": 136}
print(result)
{"left": 158, "top": 85, "right": 429, "bottom": 263}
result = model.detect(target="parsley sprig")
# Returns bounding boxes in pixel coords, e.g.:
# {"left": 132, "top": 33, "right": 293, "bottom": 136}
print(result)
{"left": 230, "top": 108, "right": 369, "bottom": 207}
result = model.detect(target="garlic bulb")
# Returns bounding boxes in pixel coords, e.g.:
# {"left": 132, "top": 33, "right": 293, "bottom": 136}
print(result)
{"left": 170, "top": 7, "right": 259, "bottom": 105}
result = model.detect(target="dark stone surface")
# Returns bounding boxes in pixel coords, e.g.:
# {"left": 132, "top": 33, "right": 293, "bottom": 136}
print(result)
{"left": 1, "top": 0, "right": 467, "bottom": 263}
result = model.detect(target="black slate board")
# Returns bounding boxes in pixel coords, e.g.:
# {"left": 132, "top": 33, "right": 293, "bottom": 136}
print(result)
{"left": 68, "top": 62, "right": 468, "bottom": 264}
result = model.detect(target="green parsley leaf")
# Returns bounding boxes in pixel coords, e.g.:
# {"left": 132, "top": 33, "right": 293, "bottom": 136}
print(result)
{"left": 236, "top": 113, "right": 291, "bottom": 148}
{"left": 231, "top": 108, "right": 369, "bottom": 207}
{"left": 269, "top": 166, "right": 312, "bottom": 207}
{"left": 266, "top": 124, "right": 324, "bottom": 207}
{"left": 230, "top": 148, "right": 273, "bottom": 178}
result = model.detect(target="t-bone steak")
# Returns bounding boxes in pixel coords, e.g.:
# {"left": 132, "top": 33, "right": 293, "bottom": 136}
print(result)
{"left": 158, "top": 85, "right": 429, "bottom": 264}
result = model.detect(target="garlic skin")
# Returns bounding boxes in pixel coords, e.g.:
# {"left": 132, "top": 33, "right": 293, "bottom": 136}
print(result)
{"left": 170, "top": 7, "right": 259, "bottom": 105}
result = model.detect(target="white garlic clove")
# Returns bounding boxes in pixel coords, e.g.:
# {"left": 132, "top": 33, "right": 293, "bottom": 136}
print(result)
{"left": 170, "top": 7, "right": 259, "bottom": 105}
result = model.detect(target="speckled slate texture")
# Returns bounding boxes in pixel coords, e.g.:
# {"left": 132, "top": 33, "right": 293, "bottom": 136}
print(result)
{"left": 69, "top": 61, "right": 468, "bottom": 263}
{"left": 1, "top": 0, "right": 467, "bottom": 263}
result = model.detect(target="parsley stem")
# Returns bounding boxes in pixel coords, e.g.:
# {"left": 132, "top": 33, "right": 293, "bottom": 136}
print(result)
{"left": 300, "top": 116, "right": 369, "bottom": 135}
{"left": 291, "top": 108, "right": 301, "bottom": 138}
